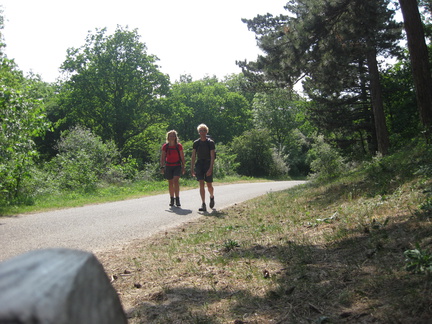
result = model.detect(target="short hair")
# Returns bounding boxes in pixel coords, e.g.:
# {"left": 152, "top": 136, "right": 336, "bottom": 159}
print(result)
{"left": 197, "top": 123, "right": 209, "bottom": 132}
{"left": 166, "top": 130, "right": 178, "bottom": 144}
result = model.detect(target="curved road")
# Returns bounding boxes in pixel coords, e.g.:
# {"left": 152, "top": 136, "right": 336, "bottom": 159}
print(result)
{"left": 0, "top": 181, "right": 305, "bottom": 262}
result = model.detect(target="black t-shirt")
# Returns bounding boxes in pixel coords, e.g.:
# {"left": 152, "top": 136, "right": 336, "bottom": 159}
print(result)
{"left": 193, "top": 139, "right": 215, "bottom": 160}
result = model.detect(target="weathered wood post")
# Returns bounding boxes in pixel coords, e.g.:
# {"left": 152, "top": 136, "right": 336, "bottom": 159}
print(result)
{"left": 0, "top": 248, "right": 127, "bottom": 324}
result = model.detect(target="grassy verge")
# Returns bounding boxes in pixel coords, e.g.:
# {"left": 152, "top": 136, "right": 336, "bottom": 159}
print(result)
{"left": 95, "top": 144, "right": 432, "bottom": 323}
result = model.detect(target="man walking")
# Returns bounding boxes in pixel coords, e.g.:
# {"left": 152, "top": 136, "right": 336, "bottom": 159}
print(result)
{"left": 191, "top": 124, "right": 215, "bottom": 212}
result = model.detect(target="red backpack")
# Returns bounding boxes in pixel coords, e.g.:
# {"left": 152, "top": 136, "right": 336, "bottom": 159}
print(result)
{"left": 164, "top": 143, "right": 181, "bottom": 164}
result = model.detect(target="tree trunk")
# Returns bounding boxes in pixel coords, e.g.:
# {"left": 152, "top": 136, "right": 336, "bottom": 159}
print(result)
{"left": 366, "top": 46, "right": 390, "bottom": 155}
{"left": 399, "top": 0, "right": 432, "bottom": 138}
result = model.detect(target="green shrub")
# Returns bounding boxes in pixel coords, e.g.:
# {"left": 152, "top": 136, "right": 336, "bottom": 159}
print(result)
{"left": 404, "top": 243, "right": 432, "bottom": 276}
{"left": 49, "top": 126, "right": 120, "bottom": 192}
{"left": 230, "top": 129, "right": 289, "bottom": 177}
{"left": 0, "top": 81, "right": 50, "bottom": 204}
{"left": 414, "top": 141, "right": 432, "bottom": 178}
{"left": 269, "top": 148, "right": 290, "bottom": 177}
{"left": 122, "top": 123, "right": 167, "bottom": 166}
{"left": 212, "top": 143, "right": 239, "bottom": 178}
{"left": 307, "top": 135, "right": 347, "bottom": 181}
{"left": 104, "top": 156, "right": 140, "bottom": 184}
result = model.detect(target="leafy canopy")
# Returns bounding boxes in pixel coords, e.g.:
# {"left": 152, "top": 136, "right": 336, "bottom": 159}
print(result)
{"left": 59, "top": 26, "right": 170, "bottom": 152}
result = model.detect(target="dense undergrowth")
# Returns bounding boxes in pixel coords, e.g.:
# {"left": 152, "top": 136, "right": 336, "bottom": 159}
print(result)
{"left": 95, "top": 141, "right": 432, "bottom": 323}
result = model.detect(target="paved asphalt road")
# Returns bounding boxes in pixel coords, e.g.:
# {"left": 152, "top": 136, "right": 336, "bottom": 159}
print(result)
{"left": 0, "top": 181, "right": 306, "bottom": 262}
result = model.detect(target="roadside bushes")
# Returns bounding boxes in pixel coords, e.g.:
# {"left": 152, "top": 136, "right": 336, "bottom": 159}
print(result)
{"left": 212, "top": 143, "right": 240, "bottom": 178}
{"left": 230, "top": 129, "right": 289, "bottom": 177}
{"left": 46, "top": 126, "right": 122, "bottom": 192}
{"left": 307, "top": 135, "right": 347, "bottom": 181}
{"left": 0, "top": 71, "right": 51, "bottom": 205}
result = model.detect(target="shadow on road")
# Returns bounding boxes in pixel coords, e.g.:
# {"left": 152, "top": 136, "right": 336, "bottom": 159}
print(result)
{"left": 166, "top": 207, "right": 193, "bottom": 215}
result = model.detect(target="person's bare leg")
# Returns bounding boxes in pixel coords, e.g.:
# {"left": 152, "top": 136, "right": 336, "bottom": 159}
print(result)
{"left": 168, "top": 179, "right": 175, "bottom": 197}
{"left": 199, "top": 180, "right": 207, "bottom": 211}
{"left": 199, "top": 180, "right": 206, "bottom": 202}
{"left": 173, "top": 176, "right": 180, "bottom": 197}
{"left": 173, "top": 176, "right": 181, "bottom": 206}
{"left": 207, "top": 182, "right": 215, "bottom": 208}
{"left": 207, "top": 182, "right": 214, "bottom": 197}
{"left": 168, "top": 179, "right": 175, "bottom": 206}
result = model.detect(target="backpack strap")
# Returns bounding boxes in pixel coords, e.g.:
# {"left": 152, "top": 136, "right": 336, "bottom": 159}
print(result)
{"left": 196, "top": 138, "right": 215, "bottom": 160}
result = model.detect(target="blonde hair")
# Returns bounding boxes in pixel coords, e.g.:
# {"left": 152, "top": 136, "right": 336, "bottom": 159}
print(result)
{"left": 166, "top": 130, "right": 178, "bottom": 144}
{"left": 197, "top": 123, "right": 209, "bottom": 132}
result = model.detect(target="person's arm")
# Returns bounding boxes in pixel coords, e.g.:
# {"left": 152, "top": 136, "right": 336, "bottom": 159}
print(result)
{"left": 207, "top": 149, "right": 215, "bottom": 176}
{"left": 191, "top": 148, "right": 196, "bottom": 176}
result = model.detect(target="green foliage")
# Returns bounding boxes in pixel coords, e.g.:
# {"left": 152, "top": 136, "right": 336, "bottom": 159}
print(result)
{"left": 104, "top": 156, "right": 139, "bottom": 183}
{"left": 230, "top": 129, "right": 289, "bottom": 177}
{"left": 269, "top": 148, "right": 290, "bottom": 177}
{"left": 344, "top": 140, "right": 432, "bottom": 197}
{"left": 59, "top": 26, "right": 170, "bottom": 153}
{"left": 415, "top": 142, "right": 432, "bottom": 216}
{"left": 242, "top": 0, "right": 402, "bottom": 157}
{"left": 168, "top": 77, "right": 253, "bottom": 143}
{"left": 212, "top": 143, "right": 239, "bottom": 178}
{"left": 223, "top": 239, "right": 240, "bottom": 252}
{"left": 307, "top": 135, "right": 347, "bottom": 181}
{"left": 252, "top": 89, "right": 312, "bottom": 176}
{"left": 404, "top": 243, "right": 432, "bottom": 276}
{"left": 223, "top": 73, "right": 256, "bottom": 103}
{"left": 122, "top": 123, "right": 168, "bottom": 166}
{"left": 413, "top": 141, "right": 432, "bottom": 178}
{"left": 285, "top": 129, "right": 312, "bottom": 176}
{"left": 252, "top": 89, "right": 301, "bottom": 145}
{"left": 381, "top": 56, "right": 420, "bottom": 146}
{"left": 0, "top": 56, "right": 51, "bottom": 204}
{"left": 420, "top": 195, "right": 432, "bottom": 216}
{"left": 48, "top": 126, "right": 120, "bottom": 192}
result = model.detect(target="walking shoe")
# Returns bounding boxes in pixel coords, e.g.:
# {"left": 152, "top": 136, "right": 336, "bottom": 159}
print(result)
{"left": 209, "top": 196, "right": 215, "bottom": 209}
{"left": 175, "top": 197, "right": 181, "bottom": 207}
{"left": 169, "top": 197, "right": 174, "bottom": 207}
{"left": 199, "top": 203, "right": 207, "bottom": 212}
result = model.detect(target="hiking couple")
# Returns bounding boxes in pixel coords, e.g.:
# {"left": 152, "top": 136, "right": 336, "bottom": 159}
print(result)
{"left": 160, "top": 123, "right": 215, "bottom": 212}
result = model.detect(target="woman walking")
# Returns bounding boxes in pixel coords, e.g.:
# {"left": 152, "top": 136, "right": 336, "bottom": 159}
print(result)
{"left": 160, "top": 130, "right": 186, "bottom": 207}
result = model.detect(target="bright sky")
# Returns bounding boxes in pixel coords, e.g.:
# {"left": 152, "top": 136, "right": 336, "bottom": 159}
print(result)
{"left": 1, "top": 0, "right": 288, "bottom": 83}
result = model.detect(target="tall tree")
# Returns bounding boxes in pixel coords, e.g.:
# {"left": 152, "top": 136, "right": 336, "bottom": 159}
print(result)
{"left": 241, "top": 0, "right": 401, "bottom": 155}
{"left": 399, "top": 0, "right": 432, "bottom": 138}
{"left": 59, "top": 26, "right": 170, "bottom": 153}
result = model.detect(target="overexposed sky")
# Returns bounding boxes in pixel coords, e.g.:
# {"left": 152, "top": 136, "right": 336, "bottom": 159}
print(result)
{"left": 1, "top": 0, "right": 288, "bottom": 83}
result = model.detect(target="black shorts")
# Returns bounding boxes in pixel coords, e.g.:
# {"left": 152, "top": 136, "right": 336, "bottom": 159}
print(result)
{"left": 164, "top": 165, "right": 181, "bottom": 180}
{"left": 194, "top": 160, "right": 213, "bottom": 183}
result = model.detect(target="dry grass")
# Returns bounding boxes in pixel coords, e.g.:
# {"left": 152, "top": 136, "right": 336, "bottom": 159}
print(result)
{"left": 96, "top": 143, "right": 432, "bottom": 323}
{"left": 96, "top": 168, "right": 432, "bottom": 323}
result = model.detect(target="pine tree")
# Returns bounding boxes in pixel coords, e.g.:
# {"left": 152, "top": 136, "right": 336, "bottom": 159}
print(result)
{"left": 399, "top": 0, "right": 432, "bottom": 139}
{"left": 241, "top": 0, "right": 402, "bottom": 155}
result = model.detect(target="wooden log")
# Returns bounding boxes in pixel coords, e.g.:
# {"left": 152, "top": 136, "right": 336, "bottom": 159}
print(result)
{"left": 0, "top": 248, "right": 127, "bottom": 324}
